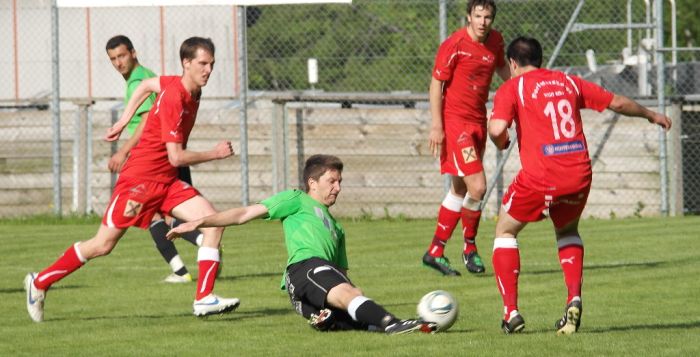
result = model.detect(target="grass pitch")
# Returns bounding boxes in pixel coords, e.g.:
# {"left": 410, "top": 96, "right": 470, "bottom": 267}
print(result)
{"left": 1, "top": 216, "right": 699, "bottom": 356}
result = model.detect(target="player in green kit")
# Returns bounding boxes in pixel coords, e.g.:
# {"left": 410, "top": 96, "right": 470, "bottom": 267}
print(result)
{"left": 105, "top": 35, "right": 202, "bottom": 283}
{"left": 167, "top": 154, "right": 438, "bottom": 334}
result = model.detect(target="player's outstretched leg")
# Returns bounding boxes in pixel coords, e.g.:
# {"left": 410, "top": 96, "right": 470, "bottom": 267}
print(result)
{"left": 555, "top": 297, "right": 582, "bottom": 335}
{"left": 150, "top": 219, "right": 192, "bottom": 283}
{"left": 345, "top": 295, "right": 436, "bottom": 334}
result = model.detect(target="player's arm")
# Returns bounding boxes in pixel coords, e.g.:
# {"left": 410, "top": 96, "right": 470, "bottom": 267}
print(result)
{"left": 428, "top": 77, "right": 445, "bottom": 158}
{"left": 166, "top": 204, "right": 269, "bottom": 240}
{"left": 104, "top": 77, "right": 161, "bottom": 142}
{"left": 488, "top": 118, "right": 511, "bottom": 150}
{"left": 607, "top": 94, "right": 672, "bottom": 130}
{"left": 165, "top": 141, "right": 234, "bottom": 167}
{"left": 107, "top": 112, "right": 147, "bottom": 173}
{"left": 496, "top": 63, "right": 511, "bottom": 81}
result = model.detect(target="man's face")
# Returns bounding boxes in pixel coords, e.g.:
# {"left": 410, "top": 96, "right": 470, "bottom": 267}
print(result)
{"left": 183, "top": 48, "right": 215, "bottom": 88}
{"left": 467, "top": 5, "right": 495, "bottom": 40}
{"left": 107, "top": 44, "right": 137, "bottom": 77}
{"left": 308, "top": 169, "right": 342, "bottom": 207}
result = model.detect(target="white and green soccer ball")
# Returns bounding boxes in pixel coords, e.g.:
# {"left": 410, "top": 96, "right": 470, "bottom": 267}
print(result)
{"left": 417, "top": 290, "right": 458, "bottom": 332}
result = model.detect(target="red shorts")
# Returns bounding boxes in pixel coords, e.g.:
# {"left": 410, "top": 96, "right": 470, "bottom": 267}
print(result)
{"left": 102, "top": 176, "right": 200, "bottom": 229}
{"left": 502, "top": 172, "right": 591, "bottom": 229}
{"left": 440, "top": 121, "right": 487, "bottom": 176}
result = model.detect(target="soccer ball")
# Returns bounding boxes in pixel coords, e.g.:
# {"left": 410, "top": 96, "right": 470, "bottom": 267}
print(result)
{"left": 417, "top": 290, "right": 458, "bottom": 332}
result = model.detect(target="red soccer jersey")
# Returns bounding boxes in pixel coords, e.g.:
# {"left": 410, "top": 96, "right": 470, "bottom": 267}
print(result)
{"left": 120, "top": 76, "right": 200, "bottom": 183}
{"left": 490, "top": 68, "right": 614, "bottom": 192}
{"left": 432, "top": 28, "right": 505, "bottom": 125}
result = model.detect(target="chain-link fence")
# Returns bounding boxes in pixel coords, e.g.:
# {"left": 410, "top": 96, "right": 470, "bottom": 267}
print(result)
{"left": 1, "top": 0, "right": 699, "bottom": 218}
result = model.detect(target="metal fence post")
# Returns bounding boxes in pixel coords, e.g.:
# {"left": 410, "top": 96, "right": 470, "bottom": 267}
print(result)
{"left": 655, "top": 0, "right": 669, "bottom": 216}
{"left": 439, "top": 0, "right": 450, "bottom": 195}
{"left": 51, "top": 0, "right": 62, "bottom": 216}
{"left": 86, "top": 104, "right": 93, "bottom": 214}
{"left": 237, "top": 6, "right": 249, "bottom": 206}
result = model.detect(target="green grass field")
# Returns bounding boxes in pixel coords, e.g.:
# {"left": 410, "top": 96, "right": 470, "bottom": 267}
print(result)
{"left": 2, "top": 216, "right": 699, "bottom": 356}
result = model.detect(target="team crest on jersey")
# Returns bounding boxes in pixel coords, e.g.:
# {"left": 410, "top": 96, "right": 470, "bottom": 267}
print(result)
{"left": 461, "top": 146, "right": 477, "bottom": 163}
{"left": 124, "top": 199, "right": 143, "bottom": 217}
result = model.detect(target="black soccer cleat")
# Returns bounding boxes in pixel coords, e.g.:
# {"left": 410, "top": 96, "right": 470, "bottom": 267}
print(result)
{"left": 422, "top": 252, "right": 461, "bottom": 276}
{"left": 555, "top": 298, "right": 582, "bottom": 335}
{"left": 463, "top": 251, "right": 486, "bottom": 274}
{"left": 384, "top": 319, "right": 438, "bottom": 335}
{"left": 308, "top": 308, "right": 335, "bottom": 331}
{"left": 501, "top": 311, "right": 525, "bottom": 334}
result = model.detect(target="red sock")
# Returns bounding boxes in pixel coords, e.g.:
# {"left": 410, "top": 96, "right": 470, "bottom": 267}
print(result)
{"left": 34, "top": 244, "right": 86, "bottom": 290}
{"left": 492, "top": 238, "right": 520, "bottom": 319}
{"left": 427, "top": 205, "right": 461, "bottom": 257}
{"left": 557, "top": 236, "right": 584, "bottom": 303}
{"left": 196, "top": 260, "right": 220, "bottom": 300}
{"left": 461, "top": 208, "right": 482, "bottom": 254}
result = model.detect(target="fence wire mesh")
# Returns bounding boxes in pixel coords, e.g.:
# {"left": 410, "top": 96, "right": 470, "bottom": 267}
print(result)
{"left": 1, "top": 0, "right": 699, "bottom": 218}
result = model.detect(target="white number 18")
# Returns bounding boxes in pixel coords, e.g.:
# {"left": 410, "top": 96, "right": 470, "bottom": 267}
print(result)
{"left": 543, "top": 99, "right": 575, "bottom": 140}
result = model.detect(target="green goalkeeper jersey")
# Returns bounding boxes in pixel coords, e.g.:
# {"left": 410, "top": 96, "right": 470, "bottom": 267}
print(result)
{"left": 260, "top": 189, "right": 348, "bottom": 287}
{"left": 124, "top": 65, "right": 157, "bottom": 135}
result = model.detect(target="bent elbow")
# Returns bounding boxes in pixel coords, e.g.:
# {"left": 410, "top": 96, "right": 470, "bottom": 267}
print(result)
{"left": 167, "top": 154, "right": 185, "bottom": 167}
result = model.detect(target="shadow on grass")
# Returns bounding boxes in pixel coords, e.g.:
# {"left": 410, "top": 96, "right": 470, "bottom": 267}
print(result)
{"left": 216, "top": 272, "right": 280, "bottom": 281}
{"left": 586, "top": 320, "right": 700, "bottom": 333}
{"left": 525, "top": 261, "right": 664, "bottom": 276}
{"left": 55, "top": 307, "right": 295, "bottom": 323}
{"left": 0, "top": 284, "right": 83, "bottom": 294}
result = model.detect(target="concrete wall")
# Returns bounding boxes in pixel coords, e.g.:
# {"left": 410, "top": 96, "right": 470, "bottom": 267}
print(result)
{"left": 0, "top": 100, "right": 667, "bottom": 219}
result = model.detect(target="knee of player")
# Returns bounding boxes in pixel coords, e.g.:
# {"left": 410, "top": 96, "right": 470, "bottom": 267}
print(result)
{"left": 469, "top": 185, "right": 486, "bottom": 199}
{"left": 91, "top": 240, "right": 117, "bottom": 257}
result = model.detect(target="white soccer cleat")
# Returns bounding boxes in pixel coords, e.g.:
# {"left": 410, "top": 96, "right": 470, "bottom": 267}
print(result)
{"left": 163, "top": 272, "right": 193, "bottom": 284}
{"left": 193, "top": 294, "right": 240, "bottom": 317}
{"left": 24, "top": 272, "right": 46, "bottom": 323}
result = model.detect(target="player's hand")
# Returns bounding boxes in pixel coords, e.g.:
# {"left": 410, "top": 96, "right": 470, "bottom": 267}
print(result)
{"left": 214, "top": 141, "right": 235, "bottom": 159}
{"left": 104, "top": 124, "right": 126, "bottom": 142}
{"left": 108, "top": 150, "right": 128, "bottom": 173}
{"left": 649, "top": 113, "right": 672, "bottom": 131}
{"left": 166, "top": 220, "right": 200, "bottom": 240}
{"left": 428, "top": 127, "right": 445, "bottom": 158}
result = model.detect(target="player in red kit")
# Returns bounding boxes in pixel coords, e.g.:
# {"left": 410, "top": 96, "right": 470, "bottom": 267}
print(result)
{"left": 488, "top": 36, "right": 671, "bottom": 334}
{"left": 24, "top": 37, "right": 241, "bottom": 323}
{"left": 423, "top": 0, "right": 510, "bottom": 276}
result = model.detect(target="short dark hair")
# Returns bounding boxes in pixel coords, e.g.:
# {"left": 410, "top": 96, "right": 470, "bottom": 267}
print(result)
{"left": 303, "top": 154, "right": 343, "bottom": 192}
{"left": 507, "top": 36, "right": 543, "bottom": 68}
{"left": 105, "top": 35, "right": 134, "bottom": 52}
{"left": 180, "top": 37, "right": 215, "bottom": 62}
{"left": 467, "top": 0, "right": 497, "bottom": 19}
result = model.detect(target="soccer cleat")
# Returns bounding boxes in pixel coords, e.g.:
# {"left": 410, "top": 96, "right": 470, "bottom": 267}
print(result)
{"left": 501, "top": 310, "right": 525, "bottom": 334}
{"left": 555, "top": 298, "right": 582, "bottom": 335}
{"left": 24, "top": 272, "right": 46, "bottom": 323}
{"left": 463, "top": 251, "right": 486, "bottom": 274}
{"left": 384, "top": 319, "right": 438, "bottom": 335}
{"left": 164, "top": 272, "right": 193, "bottom": 283}
{"left": 193, "top": 294, "right": 240, "bottom": 317}
{"left": 308, "top": 308, "right": 335, "bottom": 331}
{"left": 422, "top": 252, "right": 461, "bottom": 276}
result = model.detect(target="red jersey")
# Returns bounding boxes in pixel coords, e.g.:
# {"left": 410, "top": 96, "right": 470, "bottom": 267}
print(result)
{"left": 490, "top": 68, "right": 614, "bottom": 192}
{"left": 432, "top": 28, "right": 505, "bottom": 125}
{"left": 120, "top": 76, "right": 200, "bottom": 183}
